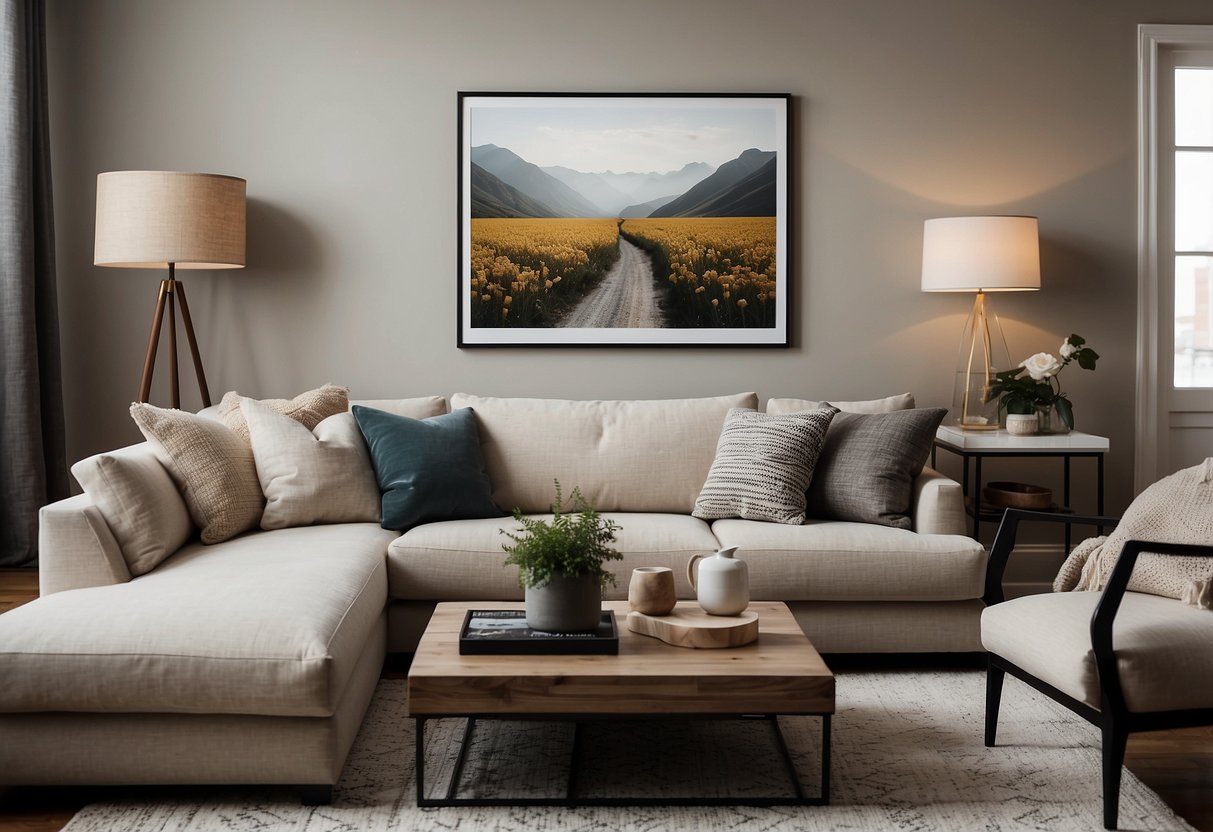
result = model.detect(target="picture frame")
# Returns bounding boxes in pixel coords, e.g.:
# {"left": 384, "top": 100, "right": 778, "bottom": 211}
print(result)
{"left": 458, "top": 92, "right": 791, "bottom": 347}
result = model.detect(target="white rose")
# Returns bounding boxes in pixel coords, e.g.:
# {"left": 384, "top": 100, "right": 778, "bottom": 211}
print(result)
{"left": 1060, "top": 341, "right": 1077, "bottom": 359}
{"left": 1021, "top": 352, "right": 1062, "bottom": 381}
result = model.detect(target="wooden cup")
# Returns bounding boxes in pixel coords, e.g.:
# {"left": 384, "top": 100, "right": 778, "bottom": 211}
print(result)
{"left": 628, "top": 566, "right": 677, "bottom": 616}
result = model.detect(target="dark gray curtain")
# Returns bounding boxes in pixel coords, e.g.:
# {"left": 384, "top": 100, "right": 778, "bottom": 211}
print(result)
{"left": 0, "top": 0, "right": 67, "bottom": 568}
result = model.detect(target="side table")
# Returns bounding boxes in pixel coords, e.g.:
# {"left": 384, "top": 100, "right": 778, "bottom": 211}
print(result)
{"left": 931, "top": 425, "right": 1110, "bottom": 551}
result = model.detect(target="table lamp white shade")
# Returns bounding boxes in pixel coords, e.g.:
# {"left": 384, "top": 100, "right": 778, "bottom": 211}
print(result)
{"left": 921, "top": 216, "right": 1040, "bottom": 292}
{"left": 94, "top": 171, "right": 246, "bottom": 269}
{"left": 921, "top": 216, "right": 1041, "bottom": 431}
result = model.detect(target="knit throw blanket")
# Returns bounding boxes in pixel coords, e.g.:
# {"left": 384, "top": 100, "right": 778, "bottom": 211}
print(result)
{"left": 1054, "top": 458, "right": 1213, "bottom": 609}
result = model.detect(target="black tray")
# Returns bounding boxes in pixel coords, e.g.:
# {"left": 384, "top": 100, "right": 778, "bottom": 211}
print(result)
{"left": 459, "top": 609, "right": 619, "bottom": 655}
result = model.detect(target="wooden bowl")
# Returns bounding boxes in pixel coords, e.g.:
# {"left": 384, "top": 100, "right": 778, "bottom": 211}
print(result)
{"left": 982, "top": 481, "right": 1052, "bottom": 510}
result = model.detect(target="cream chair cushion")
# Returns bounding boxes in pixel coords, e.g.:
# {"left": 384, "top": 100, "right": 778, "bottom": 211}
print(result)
{"left": 982, "top": 590, "right": 1213, "bottom": 712}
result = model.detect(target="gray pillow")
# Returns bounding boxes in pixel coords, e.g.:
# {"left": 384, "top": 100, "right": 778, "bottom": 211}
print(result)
{"left": 693, "top": 407, "right": 838, "bottom": 525}
{"left": 806, "top": 407, "right": 947, "bottom": 529}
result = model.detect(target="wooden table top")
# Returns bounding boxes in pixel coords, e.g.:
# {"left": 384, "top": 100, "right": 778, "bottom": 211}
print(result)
{"left": 407, "top": 600, "right": 835, "bottom": 717}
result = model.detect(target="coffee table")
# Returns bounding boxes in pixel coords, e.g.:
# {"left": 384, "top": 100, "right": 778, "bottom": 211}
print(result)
{"left": 407, "top": 600, "right": 835, "bottom": 807}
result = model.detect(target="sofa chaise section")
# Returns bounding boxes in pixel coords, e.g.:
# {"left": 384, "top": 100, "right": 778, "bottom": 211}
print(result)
{"left": 0, "top": 522, "right": 397, "bottom": 794}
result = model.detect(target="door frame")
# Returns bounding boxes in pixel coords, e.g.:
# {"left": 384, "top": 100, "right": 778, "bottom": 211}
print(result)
{"left": 1135, "top": 24, "right": 1213, "bottom": 492}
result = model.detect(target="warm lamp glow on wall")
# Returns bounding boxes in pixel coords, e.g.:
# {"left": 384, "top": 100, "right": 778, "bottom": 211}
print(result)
{"left": 921, "top": 216, "right": 1040, "bottom": 430}
{"left": 94, "top": 171, "right": 246, "bottom": 409}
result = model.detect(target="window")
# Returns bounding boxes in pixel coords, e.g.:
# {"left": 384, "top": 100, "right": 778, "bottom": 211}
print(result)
{"left": 1173, "top": 67, "right": 1213, "bottom": 387}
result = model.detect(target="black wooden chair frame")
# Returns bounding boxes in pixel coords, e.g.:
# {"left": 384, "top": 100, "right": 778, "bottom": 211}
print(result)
{"left": 983, "top": 509, "right": 1213, "bottom": 830}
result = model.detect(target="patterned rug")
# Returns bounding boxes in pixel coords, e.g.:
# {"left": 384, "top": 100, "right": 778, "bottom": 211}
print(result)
{"left": 63, "top": 669, "right": 1195, "bottom": 831}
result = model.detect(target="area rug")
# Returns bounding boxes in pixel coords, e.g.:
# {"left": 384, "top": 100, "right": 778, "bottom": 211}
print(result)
{"left": 63, "top": 670, "right": 1195, "bottom": 831}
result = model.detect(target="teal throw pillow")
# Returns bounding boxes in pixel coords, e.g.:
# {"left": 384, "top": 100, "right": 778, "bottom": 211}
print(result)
{"left": 352, "top": 405, "right": 503, "bottom": 531}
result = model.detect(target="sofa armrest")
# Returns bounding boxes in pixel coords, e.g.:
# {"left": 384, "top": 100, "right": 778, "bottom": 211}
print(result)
{"left": 911, "top": 466, "right": 966, "bottom": 536}
{"left": 38, "top": 494, "right": 131, "bottom": 596}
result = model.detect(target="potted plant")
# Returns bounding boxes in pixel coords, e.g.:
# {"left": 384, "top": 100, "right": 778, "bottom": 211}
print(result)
{"left": 502, "top": 481, "right": 623, "bottom": 633}
{"left": 987, "top": 333, "right": 1100, "bottom": 433}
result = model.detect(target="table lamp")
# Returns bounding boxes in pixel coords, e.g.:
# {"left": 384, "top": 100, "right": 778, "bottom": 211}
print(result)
{"left": 921, "top": 216, "right": 1040, "bottom": 430}
{"left": 94, "top": 171, "right": 246, "bottom": 409}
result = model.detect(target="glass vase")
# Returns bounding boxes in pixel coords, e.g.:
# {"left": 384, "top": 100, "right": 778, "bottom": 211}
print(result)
{"left": 1036, "top": 403, "right": 1071, "bottom": 435}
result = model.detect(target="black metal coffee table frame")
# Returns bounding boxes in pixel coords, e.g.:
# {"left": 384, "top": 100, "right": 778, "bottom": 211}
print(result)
{"left": 414, "top": 711, "right": 831, "bottom": 807}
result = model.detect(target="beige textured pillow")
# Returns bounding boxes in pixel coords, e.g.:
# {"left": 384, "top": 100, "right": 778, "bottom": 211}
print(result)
{"left": 766, "top": 393, "right": 915, "bottom": 415}
{"left": 217, "top": 384, "right": 350, "bottom": 443}
{"left": 130, "top": 403, "right": 264, "bottom": 544}
{"left": 71, "top": 444, "right": 193, "bottom": 575}
{"left": 243, "top": 399, "right": 381, "bottom": 529}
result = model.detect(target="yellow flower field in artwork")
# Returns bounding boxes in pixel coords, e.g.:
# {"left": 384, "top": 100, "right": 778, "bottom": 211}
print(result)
{"left": 469, "top": 218, "right": 619, "bottom": 327}
{"left": 620, "top": 217, "right": 777, "bottom": 328}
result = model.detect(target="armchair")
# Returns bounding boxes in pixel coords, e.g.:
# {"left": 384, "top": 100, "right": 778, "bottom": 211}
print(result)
{"left": 981, "top": 509, "right": 1213, "bottom": 830}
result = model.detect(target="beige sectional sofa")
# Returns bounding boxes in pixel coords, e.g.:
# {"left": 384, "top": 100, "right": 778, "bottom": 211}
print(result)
{"left": 0, "top": 392, "right": 985, "bottom": 797}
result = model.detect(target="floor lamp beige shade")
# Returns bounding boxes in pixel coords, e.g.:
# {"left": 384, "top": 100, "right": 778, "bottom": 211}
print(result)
{"left": 94, "top": 171, "right": 246, "bottom": 409}
{"left": 921, "top": 216, "right": 1040, "bottom": 430}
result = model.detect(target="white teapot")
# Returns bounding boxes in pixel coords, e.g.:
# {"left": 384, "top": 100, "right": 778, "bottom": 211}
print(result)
{"left": 686, "top": 546, "right": 749, "bottom": 616}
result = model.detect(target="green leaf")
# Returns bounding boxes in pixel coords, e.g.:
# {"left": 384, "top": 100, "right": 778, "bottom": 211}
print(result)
{"left": 1076, "top": 348, "right": 1099, "bottom": 371}
{"left": 1055, "top": 397, "right": 1074, "bottom": 429}
{"left": 1068, "top": 333, "right": 1085, "bottom": 347}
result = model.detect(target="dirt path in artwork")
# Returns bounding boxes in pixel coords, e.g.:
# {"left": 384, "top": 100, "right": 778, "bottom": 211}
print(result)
{"left": 559, "top": 236, "right": 664, "bottom": 328}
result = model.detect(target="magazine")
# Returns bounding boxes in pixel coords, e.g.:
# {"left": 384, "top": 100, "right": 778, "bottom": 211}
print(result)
{"left": 459, "top": 609, "right": 619, "bottom": 655}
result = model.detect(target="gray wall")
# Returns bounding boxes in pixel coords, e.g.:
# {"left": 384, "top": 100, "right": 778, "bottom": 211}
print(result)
{"left": 45, "top": 0, "right": 1213, "bottom": 521}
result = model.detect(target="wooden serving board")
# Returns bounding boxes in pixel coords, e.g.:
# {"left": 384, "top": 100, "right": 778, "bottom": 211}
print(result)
{"left": 626, "top": 606, "right": 759, "bottom": 649}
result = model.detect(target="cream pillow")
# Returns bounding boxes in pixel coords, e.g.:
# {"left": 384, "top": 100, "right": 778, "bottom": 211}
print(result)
{"left": 71, "top": 445, "right": 193, "bottom": 575}
{"left": 243, "top": 399, "right": 381, "bottom": 529}
{"left": 766, "top": 393, "right": 915, "bottom": 415}
{"left": 130, "top": 403, "right": 264, "bottom": 544}
{"left": 217, "top": 384, "right": 350, "bottom": 443}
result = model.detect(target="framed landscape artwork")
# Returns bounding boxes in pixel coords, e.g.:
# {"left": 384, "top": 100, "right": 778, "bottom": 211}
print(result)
{"left": 458, "top": 92, "right": 790, "bottom": 346}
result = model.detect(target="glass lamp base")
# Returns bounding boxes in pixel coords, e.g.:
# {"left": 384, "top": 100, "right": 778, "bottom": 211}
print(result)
{"left": 950, "top": 292, "right": 1012, "bottom": 431}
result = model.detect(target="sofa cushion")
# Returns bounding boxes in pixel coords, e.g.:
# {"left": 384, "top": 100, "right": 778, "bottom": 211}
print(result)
{"left": 450, "top": 393, "right": 759, "bottom": 514}
{"left": 387, "top": 513, "right": 720, "bottom": 601}
{"left": 693, "top": 406, "right": 837, "bottom": 524}
{"left": 70, "top": 443, "right": 193, "bottom": 576}
{"left": 767, "top": 405, "right": 947, "bottom": 529}
{"left": 766, "top": 393, "right": 915, "bottom": 414}
{"left": 350, "top": 396, "right": 448, "bottom": 419}
{"left": 244, "top": 402, "right": 381, "bottom": 529}
{"left": 710, "top": 518, "right": 986, "bottom": 601}
{"left": 0, "top": 523, "right": 396, "bottom": 717}
{"left": 982, "top": 591, "right": 1213, "bottom": 712}
{"left": 353, "top": 405, "right": 502, "bottom": 532}
{"left": 130, "top": 403, "right": 264, "bottom": 544}
{"left": 218, "top": 383, "right": 350, "bottom": 443}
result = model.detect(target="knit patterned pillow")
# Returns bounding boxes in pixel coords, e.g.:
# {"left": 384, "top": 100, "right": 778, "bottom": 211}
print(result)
{"left": 130, "top": 403, "right": 264, "bottom": 544}
{"left": 217, "top": 384, "right": 350, "bottom": 443}
{"left": 692, "top": 407, "right": 838, "bottom": 525}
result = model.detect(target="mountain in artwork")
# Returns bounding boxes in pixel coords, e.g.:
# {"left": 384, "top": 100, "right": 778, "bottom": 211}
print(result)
{"left": 469, "top": 163, "right": 558, "bottom": 218}
{"left": 648, "top": 149, "right": 776, "bottom": 218}
{"left": 471, "top": 145, "right": 605, "bottom": 217}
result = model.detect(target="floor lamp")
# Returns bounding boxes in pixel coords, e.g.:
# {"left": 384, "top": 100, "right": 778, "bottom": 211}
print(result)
{"left": 94, "top": 171, "right": 246, "bottom": 409}
{"left": 921, "top": 216, "right": 1040, "bottom": 430}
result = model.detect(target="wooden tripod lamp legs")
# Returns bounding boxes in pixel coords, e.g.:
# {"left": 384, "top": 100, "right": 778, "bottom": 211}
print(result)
{"left": 138, "top": 268, "right": 212, "bottom": 409}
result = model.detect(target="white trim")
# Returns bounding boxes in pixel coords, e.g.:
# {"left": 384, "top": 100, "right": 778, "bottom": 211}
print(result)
{"left": 1136, "top": 25, "right": 1213, "bottom": 493}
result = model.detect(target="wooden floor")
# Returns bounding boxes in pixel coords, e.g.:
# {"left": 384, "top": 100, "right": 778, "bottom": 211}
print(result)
{"left": 0, "top": 568, "right": 1209, "bottom": 831}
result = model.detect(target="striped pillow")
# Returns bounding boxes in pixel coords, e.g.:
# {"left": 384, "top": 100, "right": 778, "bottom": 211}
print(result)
{"left": 692, "top": 406, "right": 838, "bottom": 525}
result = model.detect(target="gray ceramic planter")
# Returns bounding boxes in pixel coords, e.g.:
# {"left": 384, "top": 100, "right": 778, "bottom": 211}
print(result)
{"left": 524, "top": 573, "right": 602, "bottom": 633}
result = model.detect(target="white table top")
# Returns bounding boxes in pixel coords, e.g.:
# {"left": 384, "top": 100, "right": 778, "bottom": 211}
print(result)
{"left": 935, "top": 424, "right": 1110, "bottom": 452}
